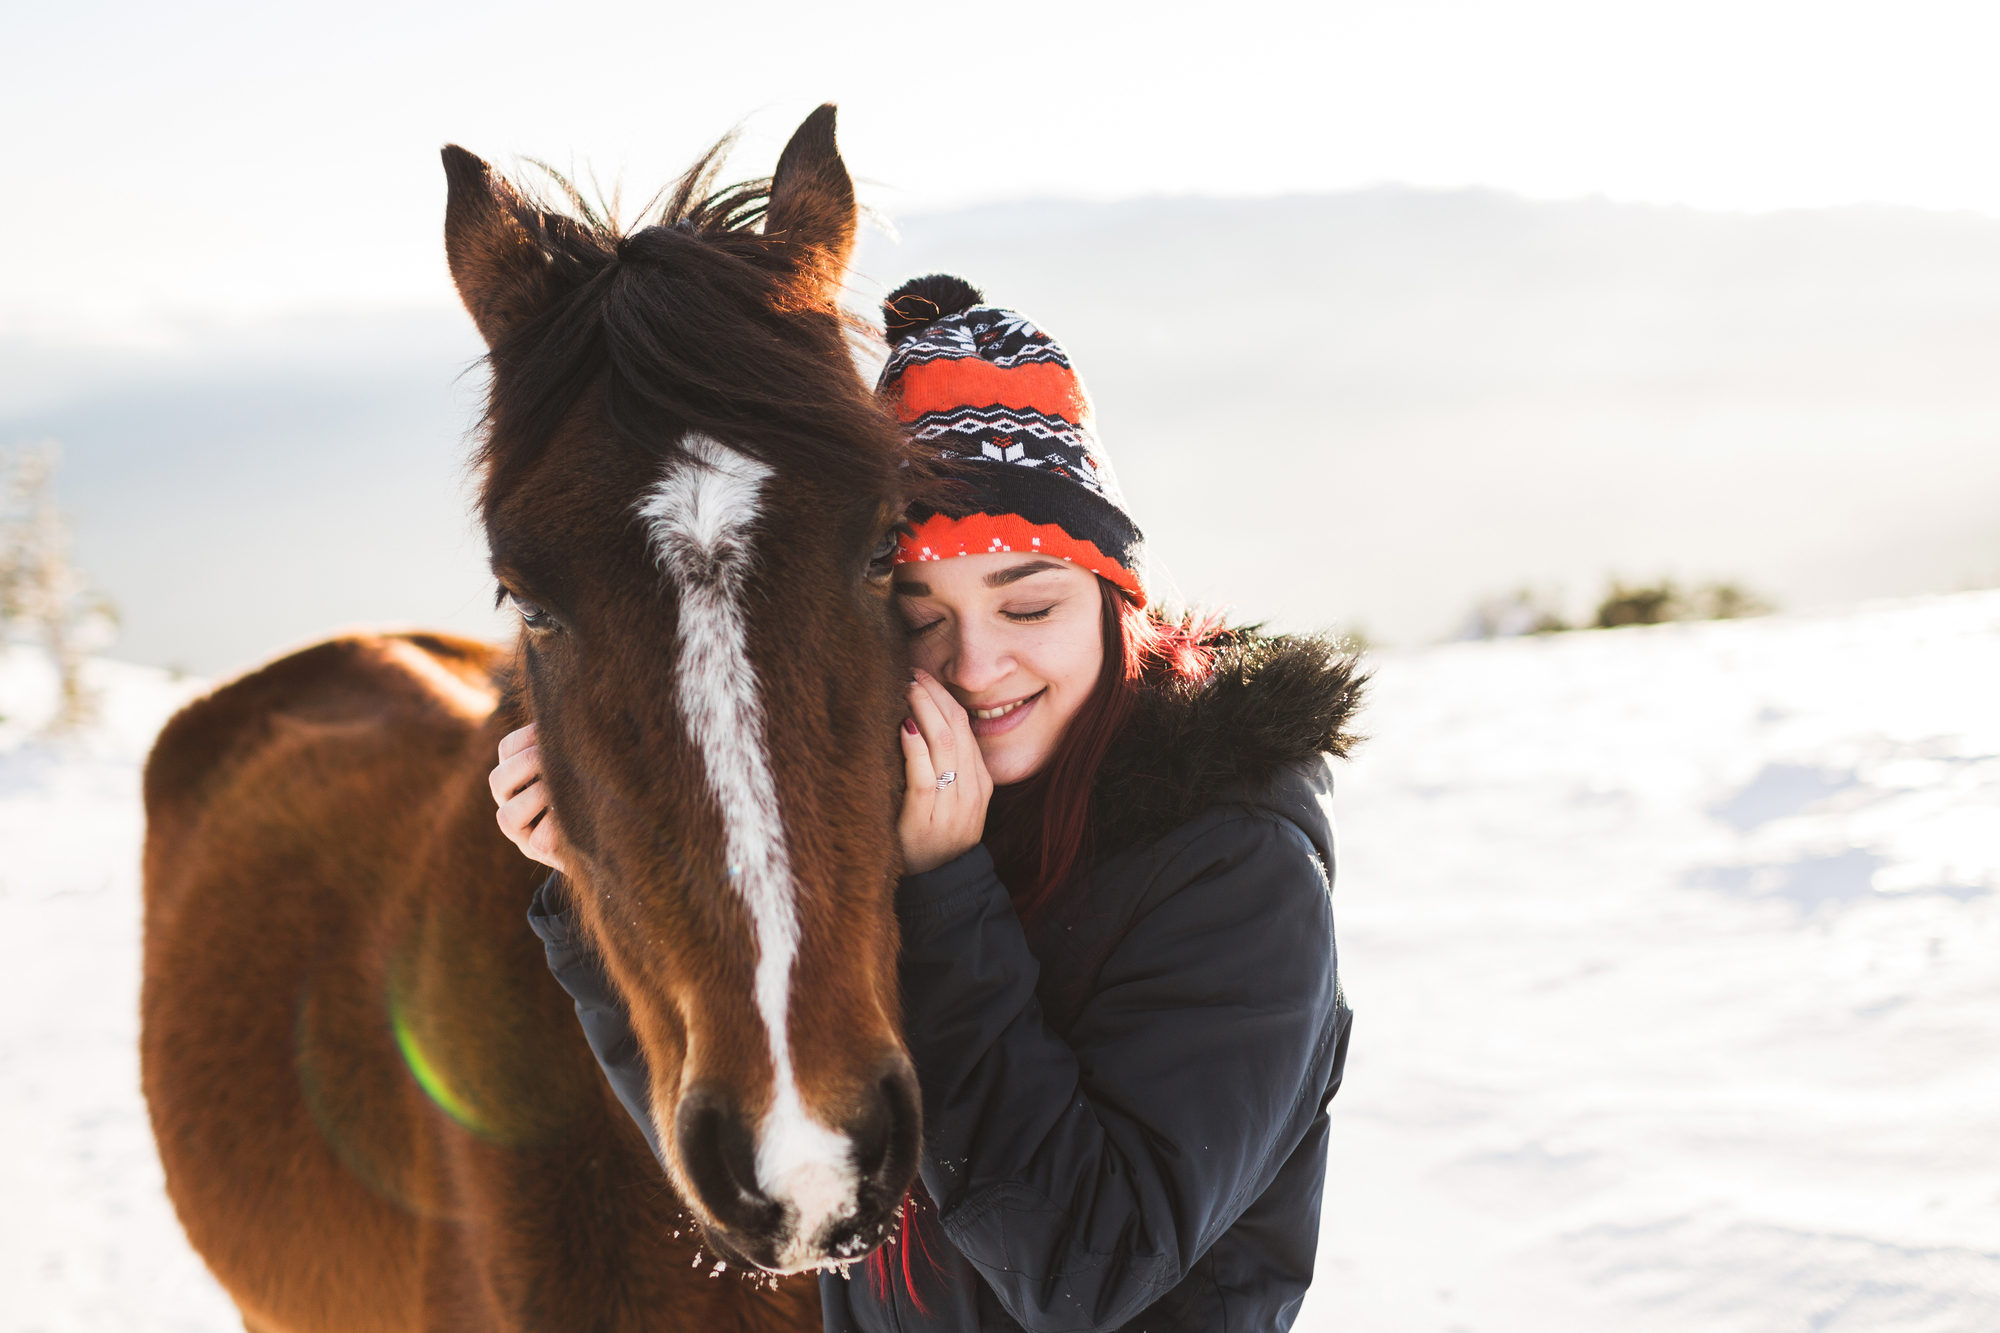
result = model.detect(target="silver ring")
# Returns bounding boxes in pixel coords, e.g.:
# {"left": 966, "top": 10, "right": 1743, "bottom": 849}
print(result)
{"left": 934, "top": 771, "right": 957, "bottom": 790}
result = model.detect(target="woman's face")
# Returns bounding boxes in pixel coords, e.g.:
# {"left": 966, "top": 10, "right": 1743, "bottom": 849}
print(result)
{"left": 892, "top": 554, "right": 1106, "bottom": 786}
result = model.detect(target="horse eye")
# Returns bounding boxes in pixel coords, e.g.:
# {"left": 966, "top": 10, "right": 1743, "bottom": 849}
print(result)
{"left": 866, "top": 529, "right": 900, "bottom": 582}
{"left": 510, "top": 594, "right": 558, "bottom": 632}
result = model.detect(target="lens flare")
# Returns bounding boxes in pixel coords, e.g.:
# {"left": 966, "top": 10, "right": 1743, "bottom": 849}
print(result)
{"left": 387, "top": 982, "right": 507, "bottom": 1142}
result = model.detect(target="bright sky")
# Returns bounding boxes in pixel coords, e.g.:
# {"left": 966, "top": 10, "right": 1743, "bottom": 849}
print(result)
{"left": 10, "top": 0, "right": 2000, "bottom": 338}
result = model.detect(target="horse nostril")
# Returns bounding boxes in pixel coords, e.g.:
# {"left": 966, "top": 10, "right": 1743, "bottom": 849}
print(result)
{"left": 854, "top": 1056, "right": 923, "bottom": 1197}
{"left": 674, "top": 1086, "right": 782, "bottom": 1237}
{"left": 810, "top": 1055, "right": 923, "bottom": 1262}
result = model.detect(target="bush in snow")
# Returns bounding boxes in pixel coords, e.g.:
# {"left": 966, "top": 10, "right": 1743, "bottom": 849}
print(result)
{"left": 1593, "top": 579, "right": 1683, "bottom": 627}
{"left": 1463, "top": 579, "right": 1774, "bottom": 640}
{"left": 0, "top": 443, "right": 117, "bottom": 731}
{"left": 1593, "top": 579, "right": 1773, "bottom": 629}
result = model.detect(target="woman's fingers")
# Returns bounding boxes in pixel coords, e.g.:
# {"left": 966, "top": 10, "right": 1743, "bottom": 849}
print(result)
{"left": 488, "top": 746, "right": 544, "bottom": 805}
{"left": 492, "top": 722, "right": 567, "bottom": 873}
{"left": 497, "top": 781, "right": 550, "bottom": 843}
{"left": 526, "top": 806, "right": 568, "bottom": 874}
{"left": 498, "top": 722, "right": 537, "bottom": 763}
{"left": 911, "top": 669, "right": 965, "bottom": 725}
{"left": 897, "top": 671, "right": 994, "bottom": 875}
{"left": 899, "top": 712, "right": 937, "bottom": 793}
{"left": 498, "top": 781, "right": 568, "bottom": 872}
{"left": 905, "top": 677, "right": 960, "bottom": 782}
{"left": 913, "top": 669, "right": 988, "bottom": 789}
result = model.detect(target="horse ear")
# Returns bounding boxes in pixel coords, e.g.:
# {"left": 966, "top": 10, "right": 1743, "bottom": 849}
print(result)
{"left": 442, "top": 145, "right": 555, "bottom": 348}
{"left": 764, "top": 104, "right": 857, "bottom": 303}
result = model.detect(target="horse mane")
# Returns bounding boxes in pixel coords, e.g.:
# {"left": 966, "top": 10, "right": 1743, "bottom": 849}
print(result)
{"left": 474, "top": 135, "right": 917, "bottom": 519}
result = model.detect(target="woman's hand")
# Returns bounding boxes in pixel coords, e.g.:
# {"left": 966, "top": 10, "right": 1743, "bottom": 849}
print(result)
{"left": 490, "top": 723, "right": 570, "bottom": 874}
{"left": 898, "top": 669, "right": 995, "bottom": 875}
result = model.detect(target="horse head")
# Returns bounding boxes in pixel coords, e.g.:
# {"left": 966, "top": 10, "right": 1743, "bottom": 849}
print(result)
{"left": 443, "top": 105, "right": 920, "bottom": 1274}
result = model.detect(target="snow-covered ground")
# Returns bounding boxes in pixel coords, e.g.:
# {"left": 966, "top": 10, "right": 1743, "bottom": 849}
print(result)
{"left": 6, "top": 593, "right": 1998, "bottom": 1331}
{"left": 1306, "top": 591, "right": 2000, "bottom": 1333}
{"left": 0, "top": 652, "right": 223, "bottom": 1330}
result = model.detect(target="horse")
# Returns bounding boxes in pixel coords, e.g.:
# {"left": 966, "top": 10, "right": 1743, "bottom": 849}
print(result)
{"left": 140, "top": 104, "right": 926, "bottom": 1332}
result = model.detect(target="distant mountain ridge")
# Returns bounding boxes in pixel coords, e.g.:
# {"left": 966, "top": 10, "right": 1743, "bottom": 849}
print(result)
{"left": 7, "top": 189, "right": 1998, "bottom": 670}
{"left": 864, "top": 189, "right": 2000, "bottom": 641}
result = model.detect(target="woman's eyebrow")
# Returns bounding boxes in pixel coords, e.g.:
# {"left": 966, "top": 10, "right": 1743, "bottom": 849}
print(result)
{"left": 892, "top": 580, "right": 931, "bottom": 597}
{"left": 984, "top": 559, "right": 1068, "bottom": 588}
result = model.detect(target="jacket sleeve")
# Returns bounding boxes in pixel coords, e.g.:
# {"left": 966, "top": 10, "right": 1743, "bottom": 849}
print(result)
{"left": 898, "top": 812, "right": 1344, "bottom": 1333}
{"left": 525, "top": 872, "right": 665, "bottom": 1166}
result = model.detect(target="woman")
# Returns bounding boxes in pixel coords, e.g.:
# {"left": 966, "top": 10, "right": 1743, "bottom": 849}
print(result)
{"left": 491, "top": 277, "right": 1362, "bottom": 1333}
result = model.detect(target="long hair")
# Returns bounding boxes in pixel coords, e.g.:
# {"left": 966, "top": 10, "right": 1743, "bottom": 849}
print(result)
{"left": 865, "top": 576, "right": 1215, "bottom": 1308}
{"left": 985, "top": 579, "right": 1215, "bottom": 919}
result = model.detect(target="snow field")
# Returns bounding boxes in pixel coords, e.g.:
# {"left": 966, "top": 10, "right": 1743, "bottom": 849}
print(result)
{"left": 1303, "top": 591, "right": 2000, "bottom": 1332}
{"left": 0, "top": 652, "right": 227, "bottom": 1331}
{"left": 5, "top": 591, "right": 1999, "bottom": 1330}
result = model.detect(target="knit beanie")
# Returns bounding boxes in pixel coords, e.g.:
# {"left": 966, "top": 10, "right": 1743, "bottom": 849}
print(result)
{"left": 878, "top": 275, "right": 1147, "bottom": 606}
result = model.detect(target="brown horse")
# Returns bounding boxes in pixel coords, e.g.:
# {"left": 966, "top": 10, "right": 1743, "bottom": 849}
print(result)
{"left": 140, "top": 105, "right": 925, "bottom": 1331}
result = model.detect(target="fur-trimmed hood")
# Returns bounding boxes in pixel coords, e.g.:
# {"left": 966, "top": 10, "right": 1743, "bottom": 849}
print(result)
{"left": 1092, "top": 624, "right": 1367, "bottom": 862}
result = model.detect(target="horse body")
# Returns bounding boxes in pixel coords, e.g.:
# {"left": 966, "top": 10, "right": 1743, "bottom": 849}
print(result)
{"left": 142, "top": 107, "right": 917, "bottom": 1330}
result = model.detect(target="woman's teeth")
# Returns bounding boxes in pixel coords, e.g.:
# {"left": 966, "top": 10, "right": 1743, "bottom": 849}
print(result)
{"left": 974, "top": 698, "right": 1030, "bottom": 721}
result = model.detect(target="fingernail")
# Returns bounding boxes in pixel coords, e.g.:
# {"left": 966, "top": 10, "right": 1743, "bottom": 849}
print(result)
{"left": 902, "top": 717, "right": 919, "bottom": 735}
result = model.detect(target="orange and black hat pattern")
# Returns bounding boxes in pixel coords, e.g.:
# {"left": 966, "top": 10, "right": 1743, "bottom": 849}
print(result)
{"left": 878, "top": 275, "right": 1147, "bottom": 605}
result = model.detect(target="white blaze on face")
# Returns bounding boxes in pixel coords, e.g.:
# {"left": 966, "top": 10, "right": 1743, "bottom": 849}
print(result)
{"left": 638, "top": 434, "right": 855, "bottom": 1270}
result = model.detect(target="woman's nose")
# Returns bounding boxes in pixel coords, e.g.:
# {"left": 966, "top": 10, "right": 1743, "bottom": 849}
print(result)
{"left": 941, "top": 624, "right": 1011, "bottom": 694}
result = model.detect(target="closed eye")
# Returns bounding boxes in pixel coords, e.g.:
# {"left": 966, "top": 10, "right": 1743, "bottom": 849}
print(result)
{"left": 1002, "top": 605, "right": 1056, "bottom": 623}
{"left": 904, "top": 617, "right": 945, "bottom": 640}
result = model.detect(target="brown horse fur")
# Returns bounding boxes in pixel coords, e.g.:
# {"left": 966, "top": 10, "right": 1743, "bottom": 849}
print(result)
{"left": 141, "top": 105, "right": 928, "bottom": 1331}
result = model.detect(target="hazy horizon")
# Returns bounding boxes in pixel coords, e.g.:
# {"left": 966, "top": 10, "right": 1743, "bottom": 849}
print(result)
{"left": 6, "top": 183, "right": 1998, "bottom": 673}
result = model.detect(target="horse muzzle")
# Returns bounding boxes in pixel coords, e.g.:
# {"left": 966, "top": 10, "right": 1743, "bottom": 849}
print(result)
{"left": 673, "top": 1054, "right": 922, "bottom": 1273}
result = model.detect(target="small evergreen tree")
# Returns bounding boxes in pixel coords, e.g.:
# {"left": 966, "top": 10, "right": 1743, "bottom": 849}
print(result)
{"left": 1593, "top": 579, "right": 1684, "bottom": 628}
{"left": 0, "top": 444, "right": 115, "bottom": 731}
{"left": 1592, "top": 577, "right": 1773, "bottom": 629}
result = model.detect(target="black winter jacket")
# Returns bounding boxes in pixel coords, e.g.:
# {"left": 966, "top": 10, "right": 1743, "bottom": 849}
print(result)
{"left": 528, "top": 629, "right": 1364, "bottom": 1333}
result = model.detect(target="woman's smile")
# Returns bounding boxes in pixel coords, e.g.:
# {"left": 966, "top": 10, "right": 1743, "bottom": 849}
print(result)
{"left": 969, "top": 689, "right": 1044, "bottom": 736}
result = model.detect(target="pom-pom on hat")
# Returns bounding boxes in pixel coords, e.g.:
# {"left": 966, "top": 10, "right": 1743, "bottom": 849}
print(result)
{"left": 879, "top": 275, "right": 1147, "bottom": 606}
